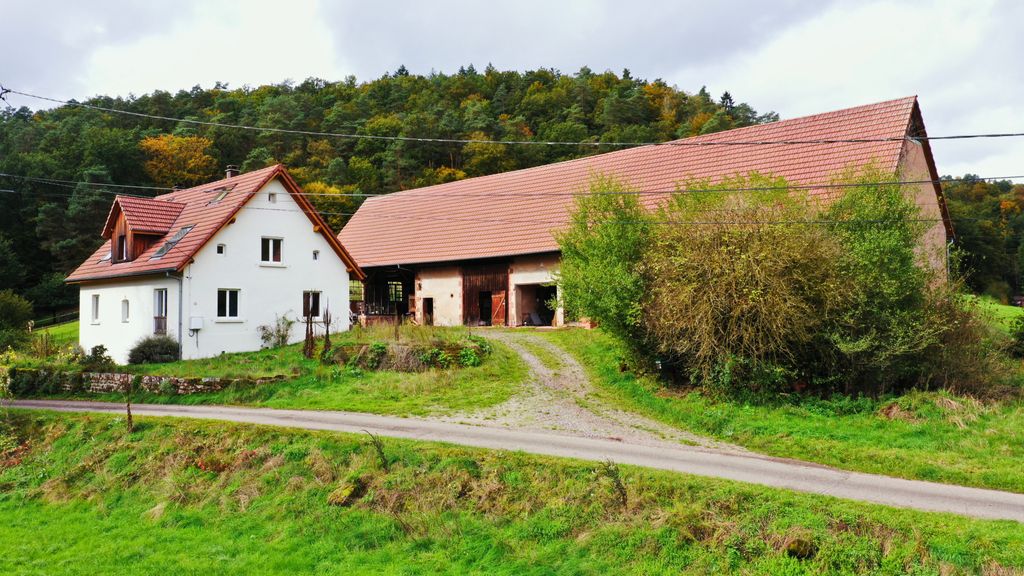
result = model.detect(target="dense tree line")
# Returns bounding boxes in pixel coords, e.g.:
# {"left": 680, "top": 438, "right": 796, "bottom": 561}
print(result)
{"left": 0, "top": 65, "right": 775, "bottom": 317}
{"left": 943, "top": 175, "right": 1024, "bottom": 301}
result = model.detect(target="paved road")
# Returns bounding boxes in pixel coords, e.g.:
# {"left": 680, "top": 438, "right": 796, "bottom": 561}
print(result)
{"left": 8, "top": 399, "right": 1024, "bottom": 522}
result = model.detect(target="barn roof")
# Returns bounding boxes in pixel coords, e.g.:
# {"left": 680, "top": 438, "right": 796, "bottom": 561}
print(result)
{"left": 339, "top": 96, "right": 942, "bottom": 268}
{"left": 67, "top": 164, "right": 364, "bottom": 283}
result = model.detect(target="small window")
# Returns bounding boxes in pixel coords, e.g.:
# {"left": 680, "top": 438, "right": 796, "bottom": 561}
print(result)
{"left": 217, "top": 289, "right": 240, "bottom": 318}
{"left": 121, "top": 299, "right": 130, "bottom": 323}
{"left": 117, "top": 235, "right": 127, "bottom": 261}
{"left": 217, "top": 244, "right": 226, "bottom": 255}
{"left": 312, "top": 250, "right": 319, "bottom": 261}
{"left": 261, "top": 237, "right": 283, "bottom": 263}
{"left": 91, "top": 294, "right": 100, "bottom": 322}
{"left": 303, "top": 291, "right": 321, "bottom": 318}
{"left": 388, "top": 281, "right": 404, "bottom": 303}
{"left": 154, "top": 289, "right": 168, "bottom": 335}
{"left": 268, "top": 193, "right": 277, "bottom": 204}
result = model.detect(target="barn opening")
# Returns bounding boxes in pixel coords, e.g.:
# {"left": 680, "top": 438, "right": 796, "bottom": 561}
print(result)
{"left": 516, "top": 283, "right": 557, "bottom": 326}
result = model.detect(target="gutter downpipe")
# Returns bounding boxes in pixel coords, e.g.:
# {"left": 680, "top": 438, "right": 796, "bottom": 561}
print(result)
{"left": 166, "top": 271, "right": 184, "bottom": 359}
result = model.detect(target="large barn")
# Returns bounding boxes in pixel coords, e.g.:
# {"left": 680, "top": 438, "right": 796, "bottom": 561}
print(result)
{"left": 339, "top": 96, "right": 952, "bottom": 328}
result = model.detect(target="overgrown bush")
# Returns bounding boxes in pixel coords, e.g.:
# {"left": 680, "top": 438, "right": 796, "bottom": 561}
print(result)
{"left": 0, "top": 290, "right": 32, "bottom": 351}
{"left": 257, "top": 315, "right": 295, "bottom": 349}
{"left": 559, "top": 171, "right": 995, "bottom": 397}
{"left": 128, "top": 335, "right": 180, "bottom": 364}
{"left": 79, "top": 345, "right": 116, "bottom": 372}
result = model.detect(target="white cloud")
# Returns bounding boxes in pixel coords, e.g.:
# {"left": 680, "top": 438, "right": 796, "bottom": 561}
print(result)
{"left": 80, "top": 0, "right": 346, "bottom": 95}
{"left": 671, "top": 0, "right": 1024, "bottom": 179}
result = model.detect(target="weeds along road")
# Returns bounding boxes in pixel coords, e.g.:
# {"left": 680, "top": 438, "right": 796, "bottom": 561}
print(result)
{"left": 7, "top": 398, "right": 1024, "bottom": 523}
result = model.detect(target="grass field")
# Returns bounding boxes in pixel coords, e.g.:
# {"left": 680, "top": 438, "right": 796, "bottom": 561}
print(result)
{"left": 37, "top": 320, "right": 78, "bottom": 347}
{"left": 969, "top": 295, "right": 1024, "bottom": 333}
{"left": 27, "top": 326, "right": 525, "bottom": 417}
{"left": 1, "top": 411, "right": 1021, "bottom": 575}
{"left": 541, "top": 329, "right": 1024, "bottom": 494}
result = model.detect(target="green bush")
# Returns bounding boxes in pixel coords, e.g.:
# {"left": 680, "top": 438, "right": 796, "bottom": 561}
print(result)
{"left": 7, "top": 367, "right": 82, "bottom": 396}
{"left": 80, "top": 345, "right": 116, "bottom": 372}
{"left": 0, "top": 290, "right": 32, "bottom": 350}
{"left": 458, "top": 347, "right": 481, "bottom": 367}
{"left": 558, "top": 170, "right": 994, "bottom": 397}
{"left": 127, "top": 335, "right": 180, "bottom": 364}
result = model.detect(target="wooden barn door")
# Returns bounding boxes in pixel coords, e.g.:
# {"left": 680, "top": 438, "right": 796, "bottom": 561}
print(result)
{"left": 491, "top": 291, "right": 506, "bottom": 326}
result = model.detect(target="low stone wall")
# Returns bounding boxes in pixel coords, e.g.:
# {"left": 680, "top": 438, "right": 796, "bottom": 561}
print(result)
{"left": 1, "top": 366, "right": 286, "bottom": 396}
{"left": 80, "top": 372, "right": 287, "bottom": 395}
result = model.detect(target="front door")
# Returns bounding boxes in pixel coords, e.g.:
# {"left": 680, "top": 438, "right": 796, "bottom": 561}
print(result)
{"left": 491, "top": 291, "right": 506, "bottom": 327}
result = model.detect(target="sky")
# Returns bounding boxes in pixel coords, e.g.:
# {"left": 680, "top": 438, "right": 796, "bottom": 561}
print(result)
{"left": 2, "top": 0, "right": 1021, "bottom": 179}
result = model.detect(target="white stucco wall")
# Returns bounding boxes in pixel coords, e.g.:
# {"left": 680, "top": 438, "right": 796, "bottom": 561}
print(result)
{"left": 79, "top": 276, "right": 181, "bottom": 364}
{"left": 179, "top": 179, "right": 350, "bottom": 359}
{"left": 414, "top": 266, "right": 462, "bottom": 326}
{"left": 79, "top": 178, "right": 352, "bottom": 363}
{"left": 899, "top": 140, "right": 950, "bottom": 272}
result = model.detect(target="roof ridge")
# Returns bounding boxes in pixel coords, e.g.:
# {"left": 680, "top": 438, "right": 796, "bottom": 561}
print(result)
{"left": 363, "top": 96, "right": 919, "bottom": 204}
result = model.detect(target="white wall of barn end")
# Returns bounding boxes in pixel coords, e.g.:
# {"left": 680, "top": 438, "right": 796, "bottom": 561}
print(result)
{"left": 78, "top": 276, "right": 181, "bottom": 364}
{"left": 413, "top": 265, "right": 462, "bottom": 326}
{"left": 899, "top": 140, "right": 950, "bottom": 272}
{"left": 180, "top": 179, "right": 350, "bottom": 359}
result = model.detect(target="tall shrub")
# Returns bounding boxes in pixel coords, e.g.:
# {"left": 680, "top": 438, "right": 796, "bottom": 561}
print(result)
{"left": 556, "top": 176, "right": 653, "bottom": 358}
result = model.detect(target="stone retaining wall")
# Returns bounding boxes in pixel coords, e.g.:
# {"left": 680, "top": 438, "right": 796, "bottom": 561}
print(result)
{"left": 80, "top": 372, "right": 287, "bottom": 395}
{"left": 1, "top": 366, "right": 286, "bottom": 396}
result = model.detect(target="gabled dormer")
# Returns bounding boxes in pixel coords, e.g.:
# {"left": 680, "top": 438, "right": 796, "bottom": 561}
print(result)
{"left": 102, "top": 196, "right": 186, "bottom": 263}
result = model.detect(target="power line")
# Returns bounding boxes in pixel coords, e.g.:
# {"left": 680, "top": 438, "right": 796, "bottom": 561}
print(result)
{"left": 1, "top": 170, "right": 1020, "bottom": 200}
{"left": 7, "top": 84, "right": 1024, "bottom": 148}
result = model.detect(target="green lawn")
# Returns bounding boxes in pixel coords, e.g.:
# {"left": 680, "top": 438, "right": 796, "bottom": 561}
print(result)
{"left": 541, "top": 328, "right": 1024, "bottom": 494}
{"left": 967, "top": 295, "right": 1024, "bottom": 333}
{"left": 1, "top": 411, "right": 1021, "bottom": 575}
{"left": 48, "top": 326, "right": 525, "bottom": 417}
{"left": 37, "top": 320, "right": 78, "bottom": 347}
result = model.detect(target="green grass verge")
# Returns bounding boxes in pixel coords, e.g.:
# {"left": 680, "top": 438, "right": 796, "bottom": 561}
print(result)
{"left": 1, "top": 411, "right": 1021, "bottom": 575}
{"left": 37, "top": 320, "right": 78, "bottom": 347}
{"left": 968, "top": 295, "right": 1024, "bottom": 334}
{"left": 541, "top": 329, "right": 1024, "bottom": 494}
{"left": 16, "top": 326, "right": 525, "bottom": 417}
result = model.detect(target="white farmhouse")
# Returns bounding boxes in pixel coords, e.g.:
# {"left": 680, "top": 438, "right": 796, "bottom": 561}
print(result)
{"left": 66, "top": 164, "right": 364, "bottom": 364}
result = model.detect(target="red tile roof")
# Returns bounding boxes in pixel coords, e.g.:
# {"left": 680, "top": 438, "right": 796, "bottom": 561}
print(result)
{"left": 102, "top": 195, "right": 186, "bottom": 237}
{"left": 340, "top": 96, "right": 934, "bottom": 268}
{"left": 67, "top": 165, "right": 364, "bottom": 283}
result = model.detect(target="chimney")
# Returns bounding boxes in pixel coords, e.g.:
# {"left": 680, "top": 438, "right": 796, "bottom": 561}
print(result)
{"left": 225, "top": 165, "right": 240, "bottom": 178}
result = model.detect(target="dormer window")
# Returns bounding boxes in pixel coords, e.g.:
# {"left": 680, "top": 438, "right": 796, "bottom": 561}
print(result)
{"left": 117, "top": 235, "right": 127, "bottom": 261}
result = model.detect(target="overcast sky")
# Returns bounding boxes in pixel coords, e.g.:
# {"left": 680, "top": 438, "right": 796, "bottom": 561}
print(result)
{"left": 3, "top": 0, "right": 1021, "bottom": 178}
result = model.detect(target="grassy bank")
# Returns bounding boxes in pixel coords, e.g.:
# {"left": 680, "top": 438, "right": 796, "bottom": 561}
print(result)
{"left": 1, "top": 411, "right": 1021, "bottom": 575}
{"left": 11, "top": 326, "right": 525, "bottom": 417}
{"left": 541, "top": 329, "right": 1024, "bottom": 494}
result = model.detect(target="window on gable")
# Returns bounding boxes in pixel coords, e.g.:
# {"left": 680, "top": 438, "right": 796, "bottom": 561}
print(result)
{"left": 261, "top": 237, "right": 282, "bottom": 263}
{"left": 121, "top": 299, "right": 130, "bottom": 323}
{"left": 312, "top": 250, "right": 319, "bottom": 261}
{"left": 302, "top": 291, "right": 321, "bottom": 318}
{"left": 268, "top": 193, "right": 277, "bottom": 204}
{"left": 217, "top": 244, "right": 226, "bottom": 255}
{"left": 217, "top": 289, "right": 239, "bottom": 318}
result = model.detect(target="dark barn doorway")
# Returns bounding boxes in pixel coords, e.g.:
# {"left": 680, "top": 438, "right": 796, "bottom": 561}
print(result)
{"left": 462, "top": 262, "right": 509, "bottom": 326}
{"left": 422, "top": 297, "right": 434, "bottom": 326}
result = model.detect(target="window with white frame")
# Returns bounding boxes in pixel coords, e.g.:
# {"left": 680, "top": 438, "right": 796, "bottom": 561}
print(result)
{"left": 302, "top": 291, "right": 321, "bottom": 318}
{"left": 91, "top": 294, "right": 100, "bottom": 323}
{"left": 261, "top": 237, "right": 282, "bottom": 263}
{"left": 216, "top": 244, "right": 226, "bottom": 255}
{"left": 217, "top": 289, "right": 240, "bottom": 318}
{"left": 121, "top": 299, "right": 130, "bottom": 323}
{"left": 268, "top": 192, "right": 277, "bottom": 204}
{"left": 154, "top": 289, "right": 168, "bottom": 335}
